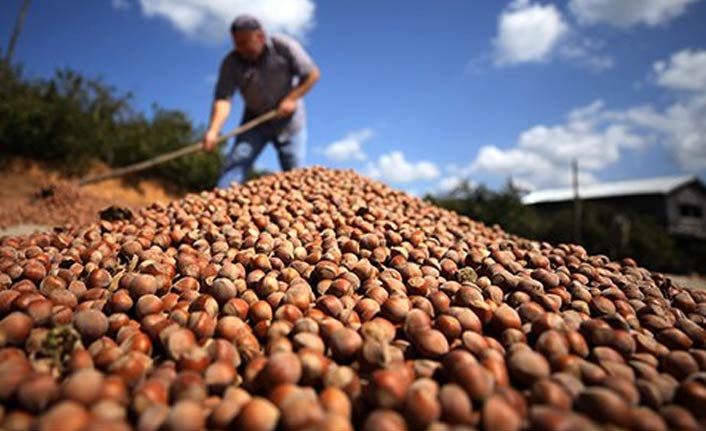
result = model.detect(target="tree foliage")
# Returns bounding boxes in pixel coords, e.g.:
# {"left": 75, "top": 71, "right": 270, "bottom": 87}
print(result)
{"left": 426, "top": 180, "right": 544, "bottom": 239}
{"left": 426, "top": 179, "right": 706, "bottom": 274}
{"left": 0, "top": 64, "right": 221, "bottom": 191}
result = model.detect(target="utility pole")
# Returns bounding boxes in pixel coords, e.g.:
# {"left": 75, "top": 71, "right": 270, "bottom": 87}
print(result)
{"left": 572, "top": 159, "right": 582, "bottom": 243}
{"left": 4, "top": 0, "right": 32, "bottom": 67}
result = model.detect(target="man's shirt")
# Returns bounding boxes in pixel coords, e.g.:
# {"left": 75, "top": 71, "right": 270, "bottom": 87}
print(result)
{"left": 214, "top": 33, "right": 317, "bottom": 141}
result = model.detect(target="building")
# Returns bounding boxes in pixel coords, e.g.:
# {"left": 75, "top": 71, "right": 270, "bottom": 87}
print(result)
{"left": 521, "top": 175, "right": 706, "bottom": 239}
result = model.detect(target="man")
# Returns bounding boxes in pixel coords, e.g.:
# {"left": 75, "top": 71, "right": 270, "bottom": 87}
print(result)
{"left": 202, "top": 14, "right": 320, "bottom": 188}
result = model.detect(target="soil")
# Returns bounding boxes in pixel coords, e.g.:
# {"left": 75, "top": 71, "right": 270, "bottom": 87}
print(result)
{"left": 0, "top": 158, "right": 177, "bottom": 233}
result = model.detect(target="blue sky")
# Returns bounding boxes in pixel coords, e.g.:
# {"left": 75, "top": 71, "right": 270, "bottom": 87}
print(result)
{"left": 2, "top": 0, "right": 706, "bottom": 195}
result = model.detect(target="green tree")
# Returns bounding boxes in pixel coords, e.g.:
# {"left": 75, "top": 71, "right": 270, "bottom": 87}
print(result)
{"left": 426, "top": 180, "right": 706, "bottom": 274}
{"left": 426, "top": 179, "right": 542, "bottom": 238}
{"left": 0, "top": 65, "right": 221, "bottom": 191}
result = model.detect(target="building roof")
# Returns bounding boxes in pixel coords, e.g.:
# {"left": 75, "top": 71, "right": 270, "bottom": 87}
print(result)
{"left": 522, "top": 174, "right": 700, "bottom": 205}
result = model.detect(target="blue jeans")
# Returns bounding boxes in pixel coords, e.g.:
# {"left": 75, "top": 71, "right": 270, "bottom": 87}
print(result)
{"left": 217, "top": 126, "right": 307, "bottom": 188}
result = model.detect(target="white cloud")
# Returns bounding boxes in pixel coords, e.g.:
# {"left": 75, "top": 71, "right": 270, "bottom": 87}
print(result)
{"left": 468, "top": 48, "right": 706, "bottom": 188}
{"left": 437, "top": 176, "right": 465, "bottom": 193}
{"left": 471, "top": 146, "right": 552, "bottom": 177}
{"left": 469, "top": 144, "right": 601, "bottom": 189}
{"left": 659, "top": 95, "right": 706, "bottom": 170}
{"left": 626, "top": 49, "right": 706, "bottom": 171}
{"left": 112, "top": 0, "right": 131, "bottom": 10}
{"left": 462, "top": 47, "right": 706, "bottom": 190}
{"left": 481, "top": 1, "right": 612, "bottom": 72}
{"left": 367, "top": 152, "right": 440, "bottom": 184}
{"left": 519, "top": 101, "right": 646, "bottom": 170}
{"left": 624, "top": 95, "right": 706, "bottom": 171}
{"left": 559, "top": 38, "right": 614, "bottom": 72}
{"left": 494, "top": 0, "right": 569, "bottom": 65}
{"left": 137, "top": 0, "right": 315, "bottom": 41}
{"left": 654, "top": 49, "right": 706, "bottom": 92}
{"left": 431, "top": 175, "right": 477, "bottom": 197}
{"left": 569, "top": 0, "right": 699, "bottom": 27}
{"left": 320, "top": 129, "right": 372, "bottom": 162}
{"left": 467, "top": 100, "right": 648, "bottom": 188}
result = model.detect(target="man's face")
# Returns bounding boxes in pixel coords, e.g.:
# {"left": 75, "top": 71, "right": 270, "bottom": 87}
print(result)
{"left": 233, "top": 30, "right": 266, "bottom": 62}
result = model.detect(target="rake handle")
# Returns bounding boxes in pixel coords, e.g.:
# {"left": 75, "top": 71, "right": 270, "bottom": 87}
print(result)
{"left": 78, "top": 109, "right": 279, "bottom": 186}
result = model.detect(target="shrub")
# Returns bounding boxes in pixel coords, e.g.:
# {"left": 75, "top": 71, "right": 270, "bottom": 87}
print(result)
{"left": 0, "top": 64, "right": 220, "bottom": 191}
{"left": 427, "top": 180, "right": 706, "bottom": 274}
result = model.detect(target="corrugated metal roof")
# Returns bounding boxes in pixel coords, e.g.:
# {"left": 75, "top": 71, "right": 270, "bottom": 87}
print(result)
{"left": 522, "top": 174, "right": 699, "bottom": 205}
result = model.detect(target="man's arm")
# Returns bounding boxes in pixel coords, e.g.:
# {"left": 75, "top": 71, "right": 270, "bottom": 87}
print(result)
{"left": 202, "top": 99, "right": 232, "bottom": 152}
{"left": 277, "top": 67, "right": 321, "bottom": 118}
{"left": 203, "top": 55, "right": 236, "bottom": 152}
{"left": 275, "top": 34, "right": 321, "bottom": 118}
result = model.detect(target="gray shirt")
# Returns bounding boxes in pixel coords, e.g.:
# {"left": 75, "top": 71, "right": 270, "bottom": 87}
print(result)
{"left": 214, "top": 33, "right": 317, "bottom": 140}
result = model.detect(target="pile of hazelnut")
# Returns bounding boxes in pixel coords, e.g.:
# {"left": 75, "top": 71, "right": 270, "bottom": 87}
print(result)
{"left": 1, "top": 167, "right": 705, "bottom": 431}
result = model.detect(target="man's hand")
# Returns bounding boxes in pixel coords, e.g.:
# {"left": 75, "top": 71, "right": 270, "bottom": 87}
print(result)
{"left": 277, "top": 96, "right": 297, "bottom": 118}
{"left": 202, "top": 129, "right": 220, "bottom": 152}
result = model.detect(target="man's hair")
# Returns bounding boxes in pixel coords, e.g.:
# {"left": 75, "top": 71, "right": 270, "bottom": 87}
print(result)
{"left": 230, "top": 14, "right": 263, "bottom": 34}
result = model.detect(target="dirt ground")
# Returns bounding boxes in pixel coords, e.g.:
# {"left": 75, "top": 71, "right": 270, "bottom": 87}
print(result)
{"left": 0, "top": 158, "right": 177, "bottom": 233}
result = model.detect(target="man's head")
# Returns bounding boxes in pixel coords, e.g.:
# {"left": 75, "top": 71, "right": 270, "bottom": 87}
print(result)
{"left": 230, "top": 15, "right": 266, "bottom": 62}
